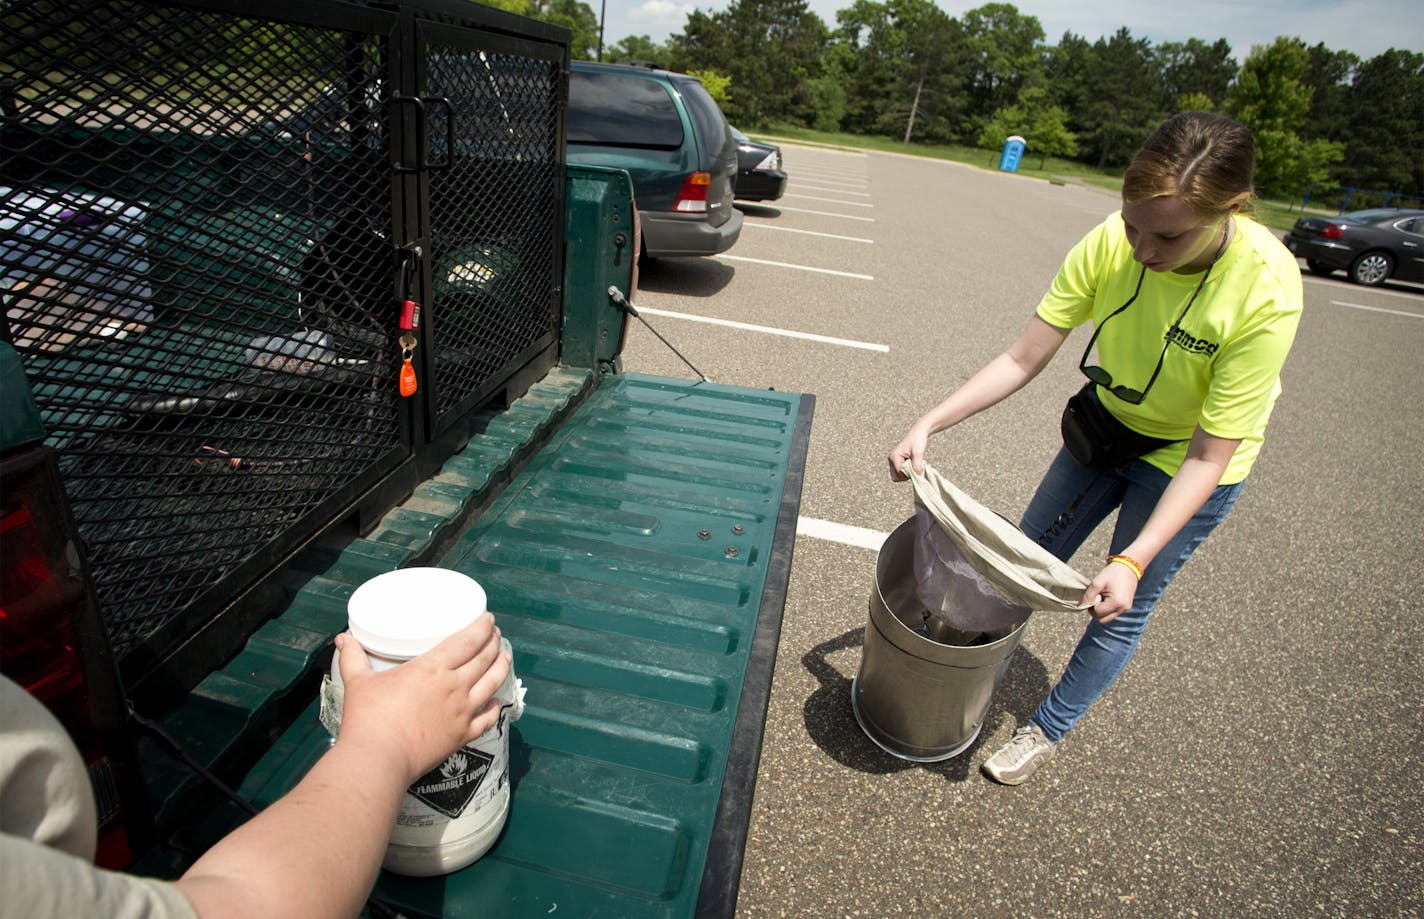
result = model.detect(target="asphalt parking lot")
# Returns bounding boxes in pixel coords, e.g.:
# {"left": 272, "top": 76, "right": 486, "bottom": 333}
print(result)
{"left": 620, "top": 143, "right": 1424, "bottom": 917}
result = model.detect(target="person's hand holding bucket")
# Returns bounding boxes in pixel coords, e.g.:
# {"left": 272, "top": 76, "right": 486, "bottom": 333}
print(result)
{"left": 320, "top": 567, "right": 526, "bottom": 876}
{"left": 334, "top": 613, "right": 510, "bottom": 786}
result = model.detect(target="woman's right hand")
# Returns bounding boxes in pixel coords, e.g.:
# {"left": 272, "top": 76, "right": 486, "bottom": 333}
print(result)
{"left": 888, "top": 427, "right": 929, "bottom": 481}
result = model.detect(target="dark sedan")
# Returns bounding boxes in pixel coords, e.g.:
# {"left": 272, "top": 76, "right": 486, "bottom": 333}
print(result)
{"left": 730, "top": 126, "right": 787, "bottom": 202}
{"left": 1284, "top": 207, "right": 1424, "bottom": 286}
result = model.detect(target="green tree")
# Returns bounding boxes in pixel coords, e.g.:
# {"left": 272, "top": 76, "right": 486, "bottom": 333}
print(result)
{"left": 1226, "top": 37, "right": 1343, "bottom": 198}
{"left": 526, "top": 0, "right": 600, "bottom": 60}
{"left": 1342, "top": 49, "right": 1424, "bottom": 193}
{"left": 1300, "top": 43, "right": 1359, "bottom": 146}
{"left": 977, "top": 86, "right": 1076, "bottom": 168}
{"left": 897, "top": 0, "right": 968, "bottom": 142}
{"left": 1177, "top": 91, "right": 1216, "bottom": 112}
{"left": 833, "top": 0, "right": 910, "bottom": 136}
{"left": 832, "top": 0, "right": 967, "bottom": 142}
{"left": 804, "top": 71, "right": 849, "bottom": 132}
{"left": 1154, "top": 37, "right": 1237, "bottom": 109}
{"left": 960, "top": 3, "right": 1046, "bottom": 126}
{"left": 1040, "top": 30, "right": 1092, "bottom": 123}
{"left": 1073, "top": 28, "right": 1169, "bottom": 169}
{"left": 805, "top": 41, "right": 851, "bottom": 131}
{"left": 687, "top": 69, "right": 733, "bottom": 106}
{"left": 604, "top": 34, "right": 672, "bottom": 67}
{"left": 675, "top": 0, "right": 828, "bottom": 126}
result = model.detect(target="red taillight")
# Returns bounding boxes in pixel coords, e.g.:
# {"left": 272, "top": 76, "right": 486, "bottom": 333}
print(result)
{"left": 673, "top": 172, "right": 711, "bottom": 213}
{"left": 0, "top": 501, "right": 84, "bottom": 701}
{"left": 1323, "top": 224, "right": 1344, "bottom": 239}
{"left": 1, "top": 447, "right": 140, "bottom": 868}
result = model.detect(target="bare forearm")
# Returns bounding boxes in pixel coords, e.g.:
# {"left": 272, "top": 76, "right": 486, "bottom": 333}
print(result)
{"left": 173, "top": 620, "right": 511, "bottom": 919}
{"left": 176, "top": 740, "right": 407, "bottom": 919}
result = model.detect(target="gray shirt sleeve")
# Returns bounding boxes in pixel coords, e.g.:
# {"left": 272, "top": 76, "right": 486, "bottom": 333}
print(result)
{"left": 0, "top": 833, "right": 199, "bottom": 919}
{"left": 0, "top": 674, "right": 96, "bottom": 858}
{"left": 2, "top": 676, "right": 197, "bottom": 919}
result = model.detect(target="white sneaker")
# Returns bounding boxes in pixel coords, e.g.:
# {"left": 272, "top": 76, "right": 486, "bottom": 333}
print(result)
{"left": 981, "top": 725, "right": 1055, "bottom": 785}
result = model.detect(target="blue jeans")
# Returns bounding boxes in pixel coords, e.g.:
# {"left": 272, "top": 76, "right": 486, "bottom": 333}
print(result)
{"left": 1018, "top": 447, "right": 1243, "bottom": 744}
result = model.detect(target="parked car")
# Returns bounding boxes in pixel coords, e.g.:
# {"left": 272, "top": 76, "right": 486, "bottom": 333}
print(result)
{"left": 1284, "top": 207, "right": 1424, "bottom": 286}
{"left": 565, "top": 61, "right": 742, "bottom": 259}
{"left": 729, "top": 126, "right": 787, "bottom": 202}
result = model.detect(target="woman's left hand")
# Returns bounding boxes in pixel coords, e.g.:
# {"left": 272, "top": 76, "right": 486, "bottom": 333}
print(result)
{"left": 1081, "top": 562, "right": 1139, "bottom": 623}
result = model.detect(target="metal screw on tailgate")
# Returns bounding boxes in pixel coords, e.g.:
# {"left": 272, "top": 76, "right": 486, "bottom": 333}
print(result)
{"left": 725, "top": 546, "right": 739, "bottom": 558}
{"left": 698, "top": 529, "right": 711, "bottom": 540}
{"left": 731, "top": 524, "right": 744, "bottom": 535}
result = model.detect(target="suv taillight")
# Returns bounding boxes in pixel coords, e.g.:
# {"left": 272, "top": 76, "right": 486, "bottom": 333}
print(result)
{"left": 1, "top": 445, "right": 147, "bottom": 867}
{"left": 673, "top": 172, "right": 711, "bottom": 213}
{"left": 0, "top": 501, "right": 85, "bottom": 698}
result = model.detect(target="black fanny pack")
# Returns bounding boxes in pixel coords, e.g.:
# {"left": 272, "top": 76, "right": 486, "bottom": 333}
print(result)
{"left": 1060, "top": 382, "right": 1179, "bottom": 470}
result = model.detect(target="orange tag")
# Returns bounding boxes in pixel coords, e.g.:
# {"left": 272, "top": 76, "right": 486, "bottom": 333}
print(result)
{"left": 399, "top": 358, "right": 417, "bottom": 397}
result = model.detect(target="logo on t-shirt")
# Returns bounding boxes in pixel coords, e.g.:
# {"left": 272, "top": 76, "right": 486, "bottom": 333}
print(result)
{"left": 1165, "top": 326, "right": 1219, "bottom": 358}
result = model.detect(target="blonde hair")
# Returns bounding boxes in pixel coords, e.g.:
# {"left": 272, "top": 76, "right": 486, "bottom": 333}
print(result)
{"left": 1123, "top": 112, "right": 1256, "bottom": 217}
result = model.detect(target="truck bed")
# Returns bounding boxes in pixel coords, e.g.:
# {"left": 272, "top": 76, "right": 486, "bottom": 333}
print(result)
{"left": 143, "top": 371, "right": 813, "bottom": 918}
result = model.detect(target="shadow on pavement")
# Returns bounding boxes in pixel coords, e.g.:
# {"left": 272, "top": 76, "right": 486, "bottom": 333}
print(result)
{"left": 734, "top": 202, "right": 782, "bottom": 218}
{"left": 636, "top": 256, "right": 735, "bottom": 297}
{"left": 800, "top": 626, "right": 1051, "bottom": 783}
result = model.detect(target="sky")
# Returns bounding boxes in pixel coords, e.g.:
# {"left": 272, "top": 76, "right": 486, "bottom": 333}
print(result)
{"left": 593, "top": 0, "right": 1423, "bottom": 64}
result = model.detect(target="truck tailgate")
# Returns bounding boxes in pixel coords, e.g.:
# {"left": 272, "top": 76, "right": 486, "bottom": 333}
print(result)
{"left": 214, "top": 372, "right": 812, "bottom": 918}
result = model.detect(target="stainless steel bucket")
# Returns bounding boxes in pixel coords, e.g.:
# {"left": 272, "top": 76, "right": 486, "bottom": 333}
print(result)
{"left": 851, "top": 516, "right": 1028, "bottom": 761}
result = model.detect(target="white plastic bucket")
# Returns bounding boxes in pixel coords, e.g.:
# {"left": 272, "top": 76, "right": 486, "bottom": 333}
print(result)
{"left": 319, "top": 567, "right": 522, "bottom": 876}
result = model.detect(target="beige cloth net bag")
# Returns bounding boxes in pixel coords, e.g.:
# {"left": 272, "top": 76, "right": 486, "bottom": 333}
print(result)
{"left": 905, "top": 463, "right": 1092, "bottom": 633}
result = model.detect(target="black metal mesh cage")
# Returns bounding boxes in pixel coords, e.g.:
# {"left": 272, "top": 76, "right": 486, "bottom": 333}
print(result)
{"left": 3, "top": 0, "right": 568, "bottom": 675}
{"left": 423, "top": 43, "right": 562, "bottom": 425}
{"left": 2, "top": 1, "right": 404, "bottom": 662}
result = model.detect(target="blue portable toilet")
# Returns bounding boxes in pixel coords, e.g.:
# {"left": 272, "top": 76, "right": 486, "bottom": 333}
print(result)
{"left": 998, "top": 135, "right": 1026, "bottom": 173}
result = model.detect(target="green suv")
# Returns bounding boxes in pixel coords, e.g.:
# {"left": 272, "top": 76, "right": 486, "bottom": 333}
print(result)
{"left": 566, "top": 62, "right": 742, "bottom": 259}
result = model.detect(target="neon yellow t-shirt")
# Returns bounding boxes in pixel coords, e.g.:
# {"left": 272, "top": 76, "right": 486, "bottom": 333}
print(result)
{"left": 1036, "top": 212, "right": 1302, "bottom": 485}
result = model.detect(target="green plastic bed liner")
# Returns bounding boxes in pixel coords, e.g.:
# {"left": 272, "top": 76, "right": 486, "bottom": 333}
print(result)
{"left": 188, "top": 372, "right": 812, "bottom": 918}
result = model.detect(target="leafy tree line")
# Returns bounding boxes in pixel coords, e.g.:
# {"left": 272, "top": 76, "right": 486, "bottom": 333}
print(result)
{"left": 499, "top": 0, "right": 1422, "bottom": 199}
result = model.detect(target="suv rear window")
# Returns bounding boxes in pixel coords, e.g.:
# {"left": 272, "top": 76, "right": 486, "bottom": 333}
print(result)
{"left": 679, "top": 79, "right": 727, "bottom": 158}
{"left": 567, "top": 72, "right": 682, "bottom": 149}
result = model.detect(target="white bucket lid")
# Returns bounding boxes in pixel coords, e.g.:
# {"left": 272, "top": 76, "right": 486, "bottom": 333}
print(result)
{"left": 347, "top": 567, "right": 488, "bottom": 660}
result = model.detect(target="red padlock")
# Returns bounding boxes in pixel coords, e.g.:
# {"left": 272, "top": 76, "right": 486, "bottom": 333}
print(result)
{"left": 399, "top": 298, "right": 421, "bottom": 331}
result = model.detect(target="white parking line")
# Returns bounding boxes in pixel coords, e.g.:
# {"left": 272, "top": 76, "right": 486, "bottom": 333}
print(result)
{"left": 771, "top": 205, "right": 875, "bottom": 222}
{"left": 795, "top": 184, "right": 872, "bottom": 197}
{"left": 1332, "top": 300, "right": 1423, "bottom": 318}
{"left": 743, "top": 223, "right": 873, "bottom": 244}
{"left": 778, "top": 144, "right": 866, "bottom": 160}
{"left": 635, "top": 307, "right": 889, "bottom": 352}
{"left": 717, "top": 254, "right": 873, "bottom": 280}
{"left": 797, "top": 516, "right": 887, "bottom": 551}
{"left": 786, "top": 194, "right": 873, "bottom": 208}
{"left": 1302, "top": 274, "right": 1424, "bottom": 301}
{"left": 794, "top": 178, "right": 871, "bottom": 192}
